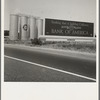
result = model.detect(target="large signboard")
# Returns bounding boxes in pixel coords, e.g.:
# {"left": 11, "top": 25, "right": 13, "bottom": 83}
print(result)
{"left": 45, "top": 18, "right": 94, "bottom": 37}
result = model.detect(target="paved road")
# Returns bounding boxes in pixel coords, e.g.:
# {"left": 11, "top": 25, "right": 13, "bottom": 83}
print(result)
{"left": 4, "top": 44, "right": 96, "bottom": 82}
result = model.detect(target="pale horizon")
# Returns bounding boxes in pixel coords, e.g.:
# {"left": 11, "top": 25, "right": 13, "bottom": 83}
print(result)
{"left": 4, "top": 0, "right": 96, "bottom": 33}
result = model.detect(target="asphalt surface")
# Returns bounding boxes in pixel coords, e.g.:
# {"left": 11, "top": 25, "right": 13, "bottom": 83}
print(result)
{"left": 4, "top": 44, "right": 96, "bottom": 82}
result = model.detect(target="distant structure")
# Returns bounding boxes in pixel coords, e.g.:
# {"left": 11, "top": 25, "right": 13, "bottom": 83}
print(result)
{"left": 9, "top": 14, "right": 43, "bottom": 40}
{"left": 4, "top": 30, "right": 9, "bottom": 36}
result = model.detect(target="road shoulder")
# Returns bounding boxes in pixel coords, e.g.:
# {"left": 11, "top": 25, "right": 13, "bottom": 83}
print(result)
{"left": 4, "top": 44, "right": 96, "bottom": 61}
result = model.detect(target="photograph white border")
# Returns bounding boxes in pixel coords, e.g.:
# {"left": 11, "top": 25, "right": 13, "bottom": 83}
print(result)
{"left": 1, "top": 0, "right": 99, "bottom": 100}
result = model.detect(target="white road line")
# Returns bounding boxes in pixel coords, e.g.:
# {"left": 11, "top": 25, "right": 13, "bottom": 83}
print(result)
{"left": 4, "top": 55, "right": 96, "bottom": 81}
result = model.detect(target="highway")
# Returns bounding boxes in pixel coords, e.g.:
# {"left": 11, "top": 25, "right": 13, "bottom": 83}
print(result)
{"left": 4, "top": 44, "right": 96, "bottom": 82}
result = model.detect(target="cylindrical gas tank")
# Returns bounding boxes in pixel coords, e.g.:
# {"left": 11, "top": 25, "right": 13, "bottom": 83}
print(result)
{"left": 37, "top": 19, "right": 43, "bottom": 38}
{"left": 9, "top": 14, "right": 18, "bottom": 40}
{"left": 29, "top": 17, "right": 37, "bottom": 39}
{"left": 20, "top": 16, "right": 29, "bottom": 40}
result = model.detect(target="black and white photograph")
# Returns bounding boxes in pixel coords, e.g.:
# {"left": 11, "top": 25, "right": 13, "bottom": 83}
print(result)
{"left": 2, "top": 0, "right": 99, "bottom": 99}
{"left": 4, "top": 0, "right": 97, "bottom": 82}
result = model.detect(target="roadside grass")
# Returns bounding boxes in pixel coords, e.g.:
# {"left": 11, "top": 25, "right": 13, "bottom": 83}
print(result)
{"left": 40, "top": 41, "right": 96, "bottom": 53}
{"left": 4, "top": 37, "right": 96, "bottom": 53}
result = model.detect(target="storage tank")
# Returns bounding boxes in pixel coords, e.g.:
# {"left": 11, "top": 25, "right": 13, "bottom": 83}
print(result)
{"left": 29, "top": 17, "right": 37, "bottom": 39}
{"left": 20, "top": 16, "right": 29, "bottom": 40}
{"left": 9, "top": 14, "right": 19, "bottom": 40}
{"left": 36, "top": 19, "right": 43, "bottom": 38}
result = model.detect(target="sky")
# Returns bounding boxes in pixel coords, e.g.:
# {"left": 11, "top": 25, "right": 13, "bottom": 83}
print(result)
{"left": 4, "top": 0, "right": 96, "bottom": 33}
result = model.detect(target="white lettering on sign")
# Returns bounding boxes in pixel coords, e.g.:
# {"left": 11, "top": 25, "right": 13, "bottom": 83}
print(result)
{"left": 51, "top": 29, "right": 63, "bottom": 34}
{"left": 51, "top": 20, "right": 61, "bottom": 25}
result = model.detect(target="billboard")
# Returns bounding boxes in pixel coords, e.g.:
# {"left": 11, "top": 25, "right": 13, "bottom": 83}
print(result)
{"left": 45, "top": 18, "right": 94, "bottom": 37}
